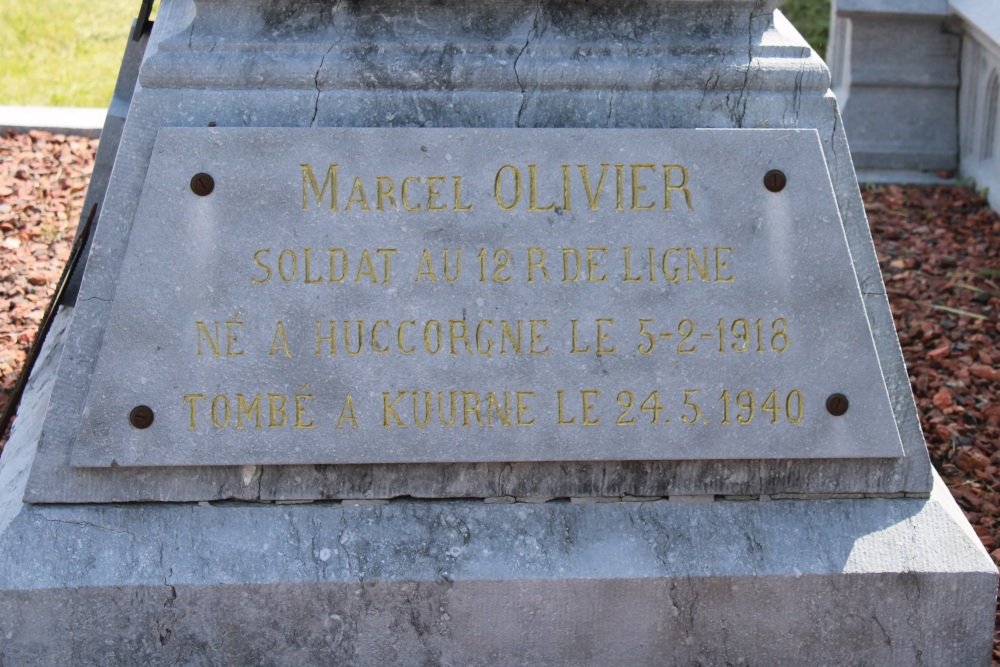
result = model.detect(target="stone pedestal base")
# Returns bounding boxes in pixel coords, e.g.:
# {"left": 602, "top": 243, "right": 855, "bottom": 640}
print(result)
{"left": 0, "top": 312, "right": 995, "bottom": 664}
{"left": 0, "top": 480, "right": 994, "bottom": 665}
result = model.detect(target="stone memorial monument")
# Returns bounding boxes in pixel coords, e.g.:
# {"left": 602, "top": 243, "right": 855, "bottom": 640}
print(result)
{"left": 0, "top": 0, "right": 995, "bottom": 663}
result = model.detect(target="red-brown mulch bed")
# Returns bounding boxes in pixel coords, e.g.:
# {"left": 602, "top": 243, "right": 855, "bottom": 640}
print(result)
{"left": 1, "top": 131, "right": 998, "bottom": 656}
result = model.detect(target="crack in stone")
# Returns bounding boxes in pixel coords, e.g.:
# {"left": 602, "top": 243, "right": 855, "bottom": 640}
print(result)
{"left": 730, "top": 0, "right": 764, "bottom": 128}
{"left": 513, "top": 3, "right": 542, "bottom": 128}
{"left": 311, "top": 1, "right": 344, "bottom": 128}
{"left": 37, "top": 514, "right": 130, "bottom": 536}
{"left": 605, "top": 75, "right": 622, "bottom": 128}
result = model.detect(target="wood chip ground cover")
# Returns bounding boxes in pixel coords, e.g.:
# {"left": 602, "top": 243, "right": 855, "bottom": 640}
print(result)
{"left": 1, "top": 131, "right": 998, "bottom": 656}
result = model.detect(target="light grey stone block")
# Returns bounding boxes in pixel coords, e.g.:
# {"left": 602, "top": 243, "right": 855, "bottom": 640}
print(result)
{"left": 0, "top": 473, "right": 994, "bottom": 665}
{"left": 69, "top": 127, "right": 901, "bottom": 469}
{"left": 2, "top": 0, "right": 992, "bottom": 660}
{"left": 829, "top": 1, "right": 960, "bottom": 171}
{"left": 953, "top": 0, "right": 1000, "bottom": 209}
{"left": 19, "top": 0, "right": 933, "bottom": 503}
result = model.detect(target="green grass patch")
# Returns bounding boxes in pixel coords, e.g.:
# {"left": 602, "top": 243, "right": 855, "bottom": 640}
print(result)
{"left": 781, "top": 0, "right": 831, "bottom": 58}
{"left": 0, "top": 0, "right": 151, "bottom": 107}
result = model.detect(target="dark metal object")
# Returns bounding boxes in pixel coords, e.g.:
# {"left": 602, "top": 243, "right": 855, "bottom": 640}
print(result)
{"left": 129, "top": 406, "right": 155, "bottom": 429}
{"left": 132, "top": 0, "right": 155, "bottom": 42}
{"left": 63, "top": 18, "right": 151, "bottom": 306}
{"left": 764, "top": 169, "right": 787, "bottom": 192}
{"left": 0, "top": 204, "right": 98, "bottom": 444}
{"left": 191, "top": 173, "right": 215, "bottom": 196}
{"left": 826, "top": 393, "right": 849, "bottom": 416}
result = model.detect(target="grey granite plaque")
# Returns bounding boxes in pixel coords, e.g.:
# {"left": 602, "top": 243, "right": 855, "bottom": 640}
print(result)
{"left": 70, "top": 127, "right": 902, "bottom": 467}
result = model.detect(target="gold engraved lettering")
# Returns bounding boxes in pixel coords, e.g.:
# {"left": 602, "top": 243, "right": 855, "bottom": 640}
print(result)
{"left": 345, "top": 320, "right": 364, "bottom": 356}
{"left": 401, "top": 177, "right": 423, "bottom": 212}
{"left": 686, "top": 248, "right": 710, "bottom": 283}
{"left": 345, "top": 177, "right": 371, "bottom": 212}
{"left": 426, "top": 176, "right": 447, "bottom": 211}
{"left": 301, "top": 163, "right": 338, "bottom": 211}
{"left": 398, "top": 321, "right": 416, "bottom": 354}
{"left": 596, "top": 318, "right": 616, "bottom": 355}
{"left": 376, "top": 176, "right": 398, "bottom": 211}
{"left": 443, "top": 248, "right": 461, "bottom": 284}
{"left": 630, "top": 164, "right": 656, "bottom": 211}
{"left": 355, "top": 249, "right": 379, "bottom": 284}
{"left": 449, "top": 320, "right": 473, "bottom": 355}
{"left": 570, "top": 320, "right": 590, "bottom": 354}
{"left": 183, "top": 394, "right": 206, "bottom": 430}
{"left": 561, "top": 164, "right": 572, "bottom": 211}
{"left": 316, "top": 320, "right": 336, "bottom": 356}
{"left": 269, "top": 321, "right": 292, "bottom": 358}
{"left": 303, "top": 248, "right": 323, "bottom": 284}
{"left": 663, "top": 247, "right": 682, "bottom": 283}
{"left": 196, "top": 321, "right": 233, "bottom": 358}
{"left": 528, "top": 164, "right": 556, "bottom": 212}
{"left": 337, "top": 393, "right": 358, "bottom": 429}
{"left": 476, "top": 320, "right": 494, "bottom": 357}
{"left": 251, "top": 249, "right": 272, "bottom": 284}
{"left": 579, "top": 164, "right": 610, "bottom": 211}
{"left": 462, "top": 391, "right": 484, "bottom": 427}
{"left": 413, "top": 391, "right": 433, "bottom": 428}
{"left": 581, "top": 389, "right": 600, "bottom": 426}
{"left": 328, "top": 248, "right": 348, "bottom": 283}
{"left": 529, "top": 320, "right": 549, "bottom": 355}
{"left": 211, "top": 395, "right": 231, "bottom": 429}
{"left": 278, "top": 249, "right": 297, "bottom": 283}
{"left": 424, "top": 320, "right": 442, "bottom": 354}
{"left": 616, "top": 391, "right": 636, "bottom": 425}
{"left": 236, "top": 394, "right": 262, "bottom": 430}
{"left": 501, "top": 320, "right": 522, "bottom": 354}
{"left": 486, "top": 392, "right": 512, "bottom": 427}
{"left": 562, "top": 248, "right": 580, "bottom": 282}
{"left": 439, "top": 390, "right": 459, "bottom": 426}
{"left": 615, "top": 164, "right": 625, "bottom": 211}
{"left": 622, "top": 247, "right": 642, "bottom": 283}
{"left": 663, "top": 164, "right": 694, "bottom": 211}
{"left": 637, "top": 318, "right": 656, "bottom": 355}
{"left": 556, "top": 390, "right": 576, "bottom": 425}
{"left": 415, "top": 249, "right": 437, "bottom": 283}
{"left": 453, "top": 176, "right": 473, "bottom": 212}
{"left": 516, "top": 391, "right": 535, "bottom": 426}
{"left": 586, "top": 247, "right": 608, "bottom": 283}
{"left": 715, "top": 247, "right": 734, "bottom": 283}
{"left": 294, "top": 384, "right": 315, "bottom": 429}
{"left": 494, "top": 165, "right": 522, "bottom": 210}
{"left": 382, "top": 391, "right": 407, "bottom": 428}
{"left": 527, "top": 247, "right": 550, "bottom": 283}
{"left": 372, "top": 320, "right": 391, "bottom": 354}
{"left": 268, "top": 394, "right": 288, "bottom": 428}
{"left": 376, "top": 248, "right": 397, "bottom": 284}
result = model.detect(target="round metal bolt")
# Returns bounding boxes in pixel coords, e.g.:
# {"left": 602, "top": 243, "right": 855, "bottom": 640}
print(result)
{"left": 190, "top": 172, "right": 215, "bottom": 196}
{"left": 764, "top": 169, "right": 787, "bottom": 193}
{"left": 826, "top": 393, "right": 849, "bottom": 417}
{"left": 129, "top": 405, "right": 155, "bottom": 429}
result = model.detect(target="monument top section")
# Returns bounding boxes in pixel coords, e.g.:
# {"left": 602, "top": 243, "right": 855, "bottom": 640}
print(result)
{"left": 142, "top": 0, "right": 827, "bottom": 110}
{"left": 21, "top": 0, "right": 932, "bottom": 503}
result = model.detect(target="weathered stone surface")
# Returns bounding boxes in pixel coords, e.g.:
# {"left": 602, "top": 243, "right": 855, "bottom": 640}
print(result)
{"left": 0, "top": 0, "right": 993, "bottom": 662}
{"left": 0, "top": 475, "right": 994, "bottom": 665}
{"left": 20, "top": 0, "right": 932, "bottom": 502}
{"left": 70, "top": 127, "right": 900, "bottom": 468}
{"left": 954, "top": 0, "right": 1000, "bottom": 209}
{"left": 828, "top": 0, "right": 960, "bottom": 170}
